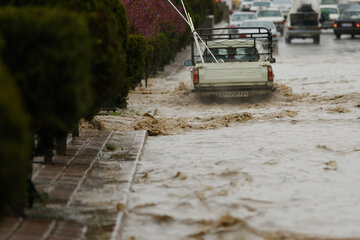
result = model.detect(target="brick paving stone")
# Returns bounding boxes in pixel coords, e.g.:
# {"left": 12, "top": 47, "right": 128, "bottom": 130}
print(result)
{"left": 8, "top": 219, "right": 54, "bottom": 240}
{"left": 71, "top": 156, "right": 95, "bottom": 165}
{"left": 33, "top": 165, "right": 65, "bottom": 193}
{"left": 0, "top": 217, "right": 22, "bottom": 239}
{"left": 63, "top": 149, "right": 78, "bottom": 156}
{"left": 52, "top": 156, "right": 73, "bottom": 165}
{"left": 48, "top": 221, "right": 85, "bottom": 240}
{"left": 1, "top": 130, "right": 146, "bottom": 240}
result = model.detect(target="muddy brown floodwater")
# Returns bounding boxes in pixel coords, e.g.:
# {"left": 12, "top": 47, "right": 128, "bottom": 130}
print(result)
{"left": 96, "top": 33, "right": 360, "bottom": 239}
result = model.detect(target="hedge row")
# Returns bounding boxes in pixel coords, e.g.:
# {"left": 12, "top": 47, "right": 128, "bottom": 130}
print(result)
{"left": 0, "top": 0, "right": 129, "bottom": 216}
{"left": 0, "top": 0, "right": 219, "bottom": 217}
{"left": 0, "top": 0, "right": 129, "bottom": 110}
{"left": 0, "top": 47, "right": 31, "bottom": 216}
{"left": 0, "top": 7, "right": 94, "bottom": 159}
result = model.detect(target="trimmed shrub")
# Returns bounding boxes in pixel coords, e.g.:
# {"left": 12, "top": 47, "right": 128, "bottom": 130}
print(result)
{"left": 145, "top": 32, "right": 171, "bottom": 76}
{"left": 0, "top": 0, "right": 130, "bottom": 112}
{"left": 144, "top": 43, "right": 155, "bottom": 86}
{"left": 0, "top": 7, "right": 93, "bottom": 159}
{"left": 0, "top": 58, "right": 31, "bottom": 217}
{"left": 127, "top": 35, "right": 146, "bottom": 89}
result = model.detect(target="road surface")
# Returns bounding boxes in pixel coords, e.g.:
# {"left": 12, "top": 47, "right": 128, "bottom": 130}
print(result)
{"left": 111, "top": 31, "right": 360, "bottom": 240}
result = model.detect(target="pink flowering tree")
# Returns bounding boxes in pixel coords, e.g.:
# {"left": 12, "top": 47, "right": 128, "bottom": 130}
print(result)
{"left": 121, "top": 0, "right": 216, "bottom": 87}
{"left": 121, "top": 0, "right": 187, "bottom": 38}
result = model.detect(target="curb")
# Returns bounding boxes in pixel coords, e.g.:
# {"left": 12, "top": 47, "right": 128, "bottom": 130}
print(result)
{"left": 111, "top": 130, "right": 148, "bottom": 240}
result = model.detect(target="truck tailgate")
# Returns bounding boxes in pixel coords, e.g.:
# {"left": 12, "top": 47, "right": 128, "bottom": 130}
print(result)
{"left": 198, "top": 62, "right": 268, "bottom": 86}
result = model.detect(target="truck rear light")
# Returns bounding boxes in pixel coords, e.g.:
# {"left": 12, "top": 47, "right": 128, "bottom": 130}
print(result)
{"left": 228, "top": 25, "right": 236, "bottom": 28}
{"left": 356, "top": 23, "right": 360, "bottom": 28}
{"left": 272, "top": 33, "right": 277, "bottom": 38}
{"left": 239, "top": 34, "right": 247, "bottom": 38}
{"left": 267, "top": 66, "right": 274, "bottom": 82}
{"left": 333, "top": 23, "right": 338, "bottom": 28}
{"left": 193, "top": 68, "right": 199, "bottom": 85}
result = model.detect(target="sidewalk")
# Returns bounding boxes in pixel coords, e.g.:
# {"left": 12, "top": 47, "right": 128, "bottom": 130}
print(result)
{"left": 0, "top": 130, "right": 147, "bottom": 240}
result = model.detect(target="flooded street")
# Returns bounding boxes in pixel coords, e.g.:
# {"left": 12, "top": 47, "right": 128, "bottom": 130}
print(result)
{"left": 115, "top": 32, "right": 360, "bottom": 239}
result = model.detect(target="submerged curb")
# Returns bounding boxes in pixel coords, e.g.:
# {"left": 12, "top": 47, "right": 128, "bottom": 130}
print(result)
{"left": 111, "top": 130, "right": 148, "bottom": 240}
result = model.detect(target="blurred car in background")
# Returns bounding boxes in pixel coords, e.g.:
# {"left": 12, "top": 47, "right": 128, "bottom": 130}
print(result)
{"left": 333, "top": 9, "right": 360, "bottom": 38}
{"left": 347, "top": 2, "right": 360, "bottom": 9}
{"left": 337, "top": 2, "right": 351, "bottom": 13}
{"left": 240, "top": 0, "right": 255, "bottom": 11}
{"left": 228, "top": 12, "right": 257, "bottom": 36}
{"left": 284, "top": 0, "right": 321, "bottom": 44}
{"left": 250, "top": 0, "right": 271, "bottom": 12}
{"left": 337, "top": 2, "right": 360, "bottom": 13}
{"left": 257, "top": 8, "right": 286, "bottom": 34}
{"left": 229, "top": 12, "right": 257, "bottom": 27}
{"left": 320, "top": 5, "right": 340, "bottom": 28}
{"left": 320, "top": 0, "right": 339, "bottom": 6}
{"left": 271, "top": 0, "right": 294, "bottom": 18}
{"left": 240, "top": 20, "right": 280, "bottom": 52}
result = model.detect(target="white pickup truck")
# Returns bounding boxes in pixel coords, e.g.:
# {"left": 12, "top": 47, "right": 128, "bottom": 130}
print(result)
{"left": 184, "top": 27, "right": 276, "bottom": 99}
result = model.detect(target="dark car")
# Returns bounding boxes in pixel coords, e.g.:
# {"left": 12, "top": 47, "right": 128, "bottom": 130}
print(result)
{"left": 333, "top": 9, "right": 360, "bottom": 39}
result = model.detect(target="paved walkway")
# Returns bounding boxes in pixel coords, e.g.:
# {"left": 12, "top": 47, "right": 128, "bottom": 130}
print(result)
{"left": 0, "top": 130, "right": 147, "bottom": 240}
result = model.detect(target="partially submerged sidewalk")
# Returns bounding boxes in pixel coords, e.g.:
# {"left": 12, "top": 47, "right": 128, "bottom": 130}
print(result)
{"left": 0, "top": 130, "right": 147, "bottom": 240}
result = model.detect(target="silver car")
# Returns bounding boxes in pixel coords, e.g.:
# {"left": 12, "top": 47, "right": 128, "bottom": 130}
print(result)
{"left": 240, "top": 20, "right": 280, "bottom": 52}
{"left": 229, "top": 12, "right": 257, "bottom": 27}
{"left": 228, "top": 12, "right": 257, "bottom": 36}
{"left": 271, "top": 0, "right": 293, "bottom": 17}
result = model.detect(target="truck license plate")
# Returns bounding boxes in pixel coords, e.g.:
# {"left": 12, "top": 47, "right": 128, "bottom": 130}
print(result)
{"left": 342, "top": 23, "right": 352, "bottom": 27}
{"left": 219, "top": 91, "right": 249, "bottom": 98}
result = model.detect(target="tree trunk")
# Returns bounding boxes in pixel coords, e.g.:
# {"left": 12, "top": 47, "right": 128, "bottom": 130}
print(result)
{"left": 72, "top": 124, "right": 80, "bottom": 137}
{"left": 44, "top": 149, "right": 53, "bottom": 164}
{"left": 56, "top": 136, "right": 67, "bottom": 155}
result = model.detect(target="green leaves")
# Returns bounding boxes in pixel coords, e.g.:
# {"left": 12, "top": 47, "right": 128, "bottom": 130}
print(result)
{"left": 0, "top": 7, "right": 93, "bottom": 155}
{"left": 0, "top": 59, "right": 31, "bottom": 217}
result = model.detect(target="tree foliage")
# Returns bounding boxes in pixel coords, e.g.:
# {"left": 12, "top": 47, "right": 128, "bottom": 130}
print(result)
{"left": 0, "top": 56, "right": 31, "bottom": 217}
{"left": 121, "top": 0, "right": 216, "bottom": 83}
{"left": 0, "top": 7, "right": 93, "bottom": 158}
{"left": 127, "top": 35, "right": 146, "bottom": 89}
{"left": 0, "top": 0, "right": 129, "bottom": 112}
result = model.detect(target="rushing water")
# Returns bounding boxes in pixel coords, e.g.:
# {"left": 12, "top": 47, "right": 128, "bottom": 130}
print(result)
{"left": 121, "top": 33, "right": 360, "bottom": 239}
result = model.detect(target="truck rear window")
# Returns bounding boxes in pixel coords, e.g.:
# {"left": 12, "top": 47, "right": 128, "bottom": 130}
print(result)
{"left": 290, "top": 13, "right": 319, "bottom": 26}
{"left": 339, "top": 11, "right": 360, "bottom": 20}
{"left": 204, "top": 47, "right": 260, "bottom": 62}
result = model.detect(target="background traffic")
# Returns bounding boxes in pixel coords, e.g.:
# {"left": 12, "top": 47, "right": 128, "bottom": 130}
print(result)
{"left": 226, "top": 0, "right": 360, "bottom": 47}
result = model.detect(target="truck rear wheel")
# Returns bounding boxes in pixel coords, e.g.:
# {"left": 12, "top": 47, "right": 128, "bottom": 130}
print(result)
{"left": 313, "top": 36, "right": 320, "bottom": 44}
{"left": 335, "top": 34, "right": 341, "bottom": 39}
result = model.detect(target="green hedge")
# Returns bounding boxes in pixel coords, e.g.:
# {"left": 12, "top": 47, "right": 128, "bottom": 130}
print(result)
{"left": 0, "top": 58, "right": 31, "bottom": 217}
{"left": 127, "top": 35, "right": 146, "bottom": 89}
{"left": 0, "top": 7, "right": 93, "bottom": 158}
{"left": 0, "top": 0, "right": 129, "bottom": 111}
